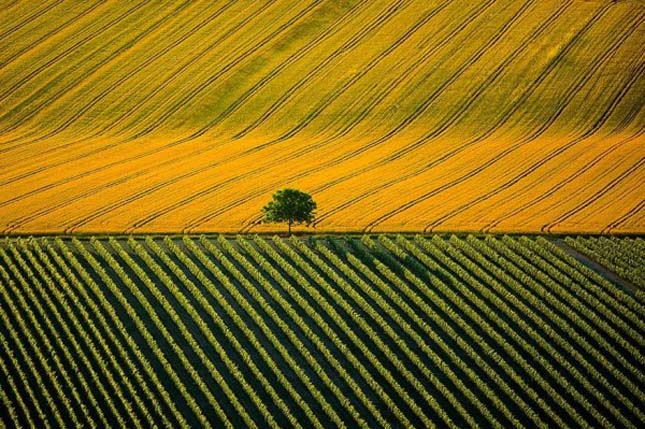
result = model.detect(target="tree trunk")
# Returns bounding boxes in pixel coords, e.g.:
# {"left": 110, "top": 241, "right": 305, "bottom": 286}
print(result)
{"left": 288, "top": 220, "right": 292, "bottom": 236}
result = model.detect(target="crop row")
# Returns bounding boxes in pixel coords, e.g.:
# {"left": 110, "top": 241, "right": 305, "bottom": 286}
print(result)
{"left": 566, "top": 236, "right": 645, "bottom": 292}
{"left": 0, "top": 234, "right": 642, "bottom": 429}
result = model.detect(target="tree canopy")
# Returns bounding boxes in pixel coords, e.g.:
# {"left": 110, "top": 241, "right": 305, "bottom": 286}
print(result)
{"left": 262, "top": 189, "right": 316, "bottom": 234}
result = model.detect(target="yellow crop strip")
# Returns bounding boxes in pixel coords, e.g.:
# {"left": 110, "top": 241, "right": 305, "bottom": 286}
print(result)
{"left": 0, "top": 0, "right": 643, "bottom": 234}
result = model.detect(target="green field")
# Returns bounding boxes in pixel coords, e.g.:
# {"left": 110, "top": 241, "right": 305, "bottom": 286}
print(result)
{"left": 1, "top": 234, "right": 643, "bottom": 429}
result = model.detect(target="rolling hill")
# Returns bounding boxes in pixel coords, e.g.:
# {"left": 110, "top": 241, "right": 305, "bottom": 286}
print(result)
{"left": 0, "top": 0, "right": 643, "bottom": 234}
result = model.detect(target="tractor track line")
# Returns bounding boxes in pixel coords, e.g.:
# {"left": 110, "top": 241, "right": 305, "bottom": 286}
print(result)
{"left": 420, "top": 44, "right": 644, "bottom": 233}
{"left": 543, "top": 158, "right": 645, "bottom": 233}
{"left": 382, "top": 1, "right": 575, "bottom": 162}
{"left": 0, "top": 0, "right": 455, "bottom": 187}
{"left": 206, "top": 0, "right": 500, "bottom": 173}
{"left": 124, "top": 0, "right": 324, "bottom": 142}
{"left": 313, "top": 0, "right": 510, "bottom": 144}
{"left": 230, "top": 0, "right": 422, "bottom": 139}
{"left": 480, "top": 85, "right": 645, "bottom": 232}
{"left": 1, "top": 0, "right": 388, "bottom": 230}
{"left": 178, "top": 0, "right": 550, "bottom": 232}
{"left": 0, "top": 0, "right": 20, "bottom": 14}
{"left": 0, "top": 0, "right": 106, "bottom": 69}
{"left": 0, "top": 0, "right": 150, "bottom": 106}
{"left": 0, "top": 1, "right": 310, "bottom": 170}
{"left": 79, "top": 0, "right": 284, "bottom": 140}
{"left": 0, "top": 0, "right": 64, "bottom": 41}
{"left": 483, "top": 132, "right": 643, "bottom": 232}
{"left": 0, "top": 1, "right": 153, "bottom": 145}
{"left": 313, "top": 0, "right": 537, "bottom": 159}
{"left": 0, "top": 1, "right": 193, "bottom": 135}
{"left": 604, "top": 198, "right": 645, "bottom": 234}
{"left": 0, "top": 0, "right": 279, "bottom": 156}
{"left": 354, "top": 0, "right": 613, "bottom": 169}
{"left": 518, "top": 138, "right": 643, "bottom": 231}
{"left": 0, "top": 0, "right": 384, "bottom": 205}
{"left": 187, "top": 0, "right": 413, "bottom": 142}
{"left": 310, "top": 0, "right": 574, "bottom": 225}
{"left": 9, "top": 1, "right": 238, "bottom": 146}
{"left": 220, "top": 0, "right": 486, "bottom": 161}
{"left": 246, "top": 0, "right": 506, "bottom": 146}
{"left": 3, "top": 0, "right": 413, "bottom": 231}
{"left": 0, "top": 3, "right": 348, "bottom": 212}
{"left": 358, "top": 2, "right": 620, "bottom": 231}
{"left": 0, "top": 0, "right": 592, "bottom": 234}
{"left": 58, "top": 0, "right": 443, "bottom": 233}
{"left": 121, "top": 0, "right": 499, "bottom": 232}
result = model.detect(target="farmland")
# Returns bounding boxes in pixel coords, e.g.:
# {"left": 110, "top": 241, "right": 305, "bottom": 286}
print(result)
{"left": 0, "top": 0, "right": 643, "bottom": 234}
{"left": 2, "top": 1, "right": 643, "bottom": 428}
{"left": 0, "top": 234, "right": 643, "bottom": 429}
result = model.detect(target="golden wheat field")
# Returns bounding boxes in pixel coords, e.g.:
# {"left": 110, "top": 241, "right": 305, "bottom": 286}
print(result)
{"left": 0, "top": 0, "right": 643, "bottom": 234}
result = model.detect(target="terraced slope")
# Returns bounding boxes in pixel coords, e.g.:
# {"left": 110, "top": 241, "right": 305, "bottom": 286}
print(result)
{"left": 1, "top": 234, "right": 643, "bottom": 429}
{"left": 0, "top": 0, "right": 643, "bottom": 234}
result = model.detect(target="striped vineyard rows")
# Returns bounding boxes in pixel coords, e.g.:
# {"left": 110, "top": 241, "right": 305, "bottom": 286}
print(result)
{"left": 564, "top": 235, "right": 645, "bottom": 292}
{"left": 1, "top": 234, "right": 644, "bottom": 429}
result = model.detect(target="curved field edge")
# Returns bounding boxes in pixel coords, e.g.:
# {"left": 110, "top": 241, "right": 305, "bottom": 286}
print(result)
{"left": 0, "top": 233, "right": 643, "bottom": 429}
{"left": 0, "top": 0, "right": 643, "bottom": 234}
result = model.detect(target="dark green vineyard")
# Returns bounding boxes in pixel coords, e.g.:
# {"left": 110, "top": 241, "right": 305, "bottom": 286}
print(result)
{"left": 566, "top": 236, "right": 644, "bottom": 292}
{"left": 0, "top": 234, "right": 643, "bottom": 429}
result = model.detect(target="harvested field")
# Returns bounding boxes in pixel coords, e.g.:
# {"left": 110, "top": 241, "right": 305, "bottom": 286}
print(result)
{"left": 0, "top": 0, "right": 643, "bottom": 233}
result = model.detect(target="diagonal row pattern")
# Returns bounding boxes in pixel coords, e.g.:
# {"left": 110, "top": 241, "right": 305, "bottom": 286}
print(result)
{"left": 0, "top": 234, "right": 643, "bottom": 428}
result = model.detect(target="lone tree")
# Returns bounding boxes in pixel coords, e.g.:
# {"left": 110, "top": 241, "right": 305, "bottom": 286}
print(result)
{"left": 262, "top": 189, "right": 316, "bottom": 235}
